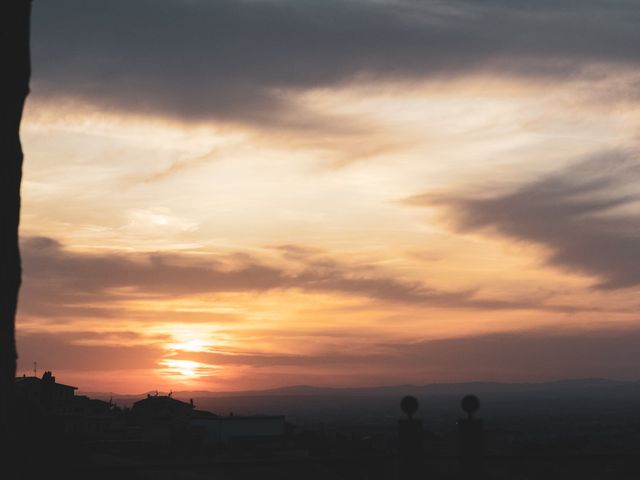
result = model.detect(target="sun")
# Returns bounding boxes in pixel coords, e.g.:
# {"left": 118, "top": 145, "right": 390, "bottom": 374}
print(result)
{"left": 166, "top": 339, "right": 209, "bottom": 353}
{"left": 160, "top": 359, "right": 213, "bottom": 379}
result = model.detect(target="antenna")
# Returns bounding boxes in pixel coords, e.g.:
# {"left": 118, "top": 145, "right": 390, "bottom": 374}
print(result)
{"left": 33, "top": 361, "right": 37, "bottom": 377}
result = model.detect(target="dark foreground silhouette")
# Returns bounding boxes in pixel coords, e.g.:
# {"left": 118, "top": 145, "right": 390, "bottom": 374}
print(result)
{"left": 1, "top": 0, "right": 30, "bottom": 474}
{"left": 10, "top": 372, "right": 640, "bottom": 479}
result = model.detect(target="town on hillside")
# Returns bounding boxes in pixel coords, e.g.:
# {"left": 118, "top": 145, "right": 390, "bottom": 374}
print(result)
{"left": 14, "top": 371, "right": 287, "bottom": 458}
{"left": 13, "top": 371, "right": 640, "bottom": 479}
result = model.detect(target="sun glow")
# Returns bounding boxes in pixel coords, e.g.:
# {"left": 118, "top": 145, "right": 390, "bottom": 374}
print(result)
{"left": 166, "top": 339, "right": 209, "bottom": 353}
{"left": 159, "top": 325, "right": 231, "bottom": 355}
{"left": 159, "top": 359, "right": 217, "bottom": 379}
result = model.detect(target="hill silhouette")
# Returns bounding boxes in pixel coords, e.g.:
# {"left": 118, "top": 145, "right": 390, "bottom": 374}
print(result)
{"left": 83, "top": 377, "right": 634, "bottom": 402}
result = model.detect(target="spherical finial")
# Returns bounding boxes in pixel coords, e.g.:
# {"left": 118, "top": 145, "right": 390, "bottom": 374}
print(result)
{"left": 461, "top": 394, "right": 480, "bottom": 419}
{"left": 400, "top": 395, "right": 419, "bottom": 419}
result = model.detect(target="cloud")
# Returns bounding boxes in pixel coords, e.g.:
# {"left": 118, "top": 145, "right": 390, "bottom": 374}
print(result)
{"left": 16, "top": 332, "right": 164, "bottom": 373}
{"left": 407, "top": 151, "right": 640, "bottom": 288}
{"left": 31, "top": 0, "right": 640, "bottom": 126}
{"left": 134, "top": 149, "right": 218, "bottom": 184}
{"left": 18, "top": 236, "right": 587, "bottom": 320}
{"left": 17, "top": 324, "right": 640, "bottom": 388}
{"left": 146, "top": 327, "right": 640, "bottom": 381}
{"left": 379, "top": 327, "right": 640, "bottom": 380}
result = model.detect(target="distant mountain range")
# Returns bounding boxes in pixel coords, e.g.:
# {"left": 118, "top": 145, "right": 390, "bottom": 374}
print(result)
{"left": 82, "top": 377, "right": 639, "bottom": 403}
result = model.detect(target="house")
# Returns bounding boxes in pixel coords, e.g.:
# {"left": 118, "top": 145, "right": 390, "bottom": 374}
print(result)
{"left": 131, "top": 393, "right": 195, "bottom": 425}
{"left": 131, "top": 393, "right": 195, "bottom": 443}
{"left": 63, "top": 395, "right": 120, "bottom": 436}
{"left": 191, "top": 414, "right": 286, "bottom": 445}
{"left": 15, "top": 371, "right": 77, "bottom": 415}
{"left": 15, "top": 371, "right": 119, "bottom": 437}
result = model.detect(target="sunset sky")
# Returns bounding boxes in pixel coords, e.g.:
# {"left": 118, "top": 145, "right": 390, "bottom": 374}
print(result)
{"left": 16, "top": 0, "right": 640, "bottom": 393}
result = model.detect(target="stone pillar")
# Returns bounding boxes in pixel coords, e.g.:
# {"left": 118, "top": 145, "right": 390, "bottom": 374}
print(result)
{"left": 397, "top": 395, "right": 423, "bottom": 480}
{"left": 458, "top": 395, "right": 484, "bottom": 480}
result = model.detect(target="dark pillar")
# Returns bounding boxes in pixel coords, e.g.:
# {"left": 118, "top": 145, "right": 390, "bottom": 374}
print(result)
{"left": 397, "top": 395, "right": 423, "bottom": 480}
{"left": 0, "top": 0, "right": 31, "bottom": 473}
{"left": 458, "top": 395, "right": 484, "bottom": 480}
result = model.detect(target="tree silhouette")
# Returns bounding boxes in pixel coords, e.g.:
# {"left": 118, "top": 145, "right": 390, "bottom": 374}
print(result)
{"left": 0, "top": 0, "right": 31, "bottom": 463}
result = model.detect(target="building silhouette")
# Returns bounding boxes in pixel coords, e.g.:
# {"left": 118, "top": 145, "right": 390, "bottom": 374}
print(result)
{"left": 15, "top": 371, "right": 120, "bottom": 437}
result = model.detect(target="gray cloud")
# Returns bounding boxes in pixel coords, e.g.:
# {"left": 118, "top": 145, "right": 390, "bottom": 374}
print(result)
{"left": 379, "top": 328, "right": 640, "bottom": 380}
{"left": 18, "top": 236, "right": 588, "bottom": 320}
{"left": 408, "top": 151, "right": 640, "bottom": 289}
{"left": 31, "top": 0, "right": 640, "bottom": 125}
{"left": 19, "top": 326, "right": 640, "bottom": 382}
{"left": 16, "top": 332, "right": 164, "bottom": 373}
{"left": 150, "top": 327, "right": 640, "bottom": 381}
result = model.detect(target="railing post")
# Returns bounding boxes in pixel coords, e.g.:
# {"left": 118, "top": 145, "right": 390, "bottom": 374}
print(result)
{"left": 457, "top": 394, "right": 484, "bottom": 480}
{"left": 397, "top": 395, "right": 423, "bottom": 480}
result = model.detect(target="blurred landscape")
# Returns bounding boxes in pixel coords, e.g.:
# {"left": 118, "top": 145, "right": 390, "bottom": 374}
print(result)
{"left": 98, "top": 377, "right": 640, "bottom": 454}
{"left": 19, "top": 377, "right": 630, "bottom": 479}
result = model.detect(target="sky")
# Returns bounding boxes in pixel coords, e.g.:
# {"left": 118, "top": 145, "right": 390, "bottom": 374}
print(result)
{"left": 16, "top": 0, "right": 640, "bottom": 393}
